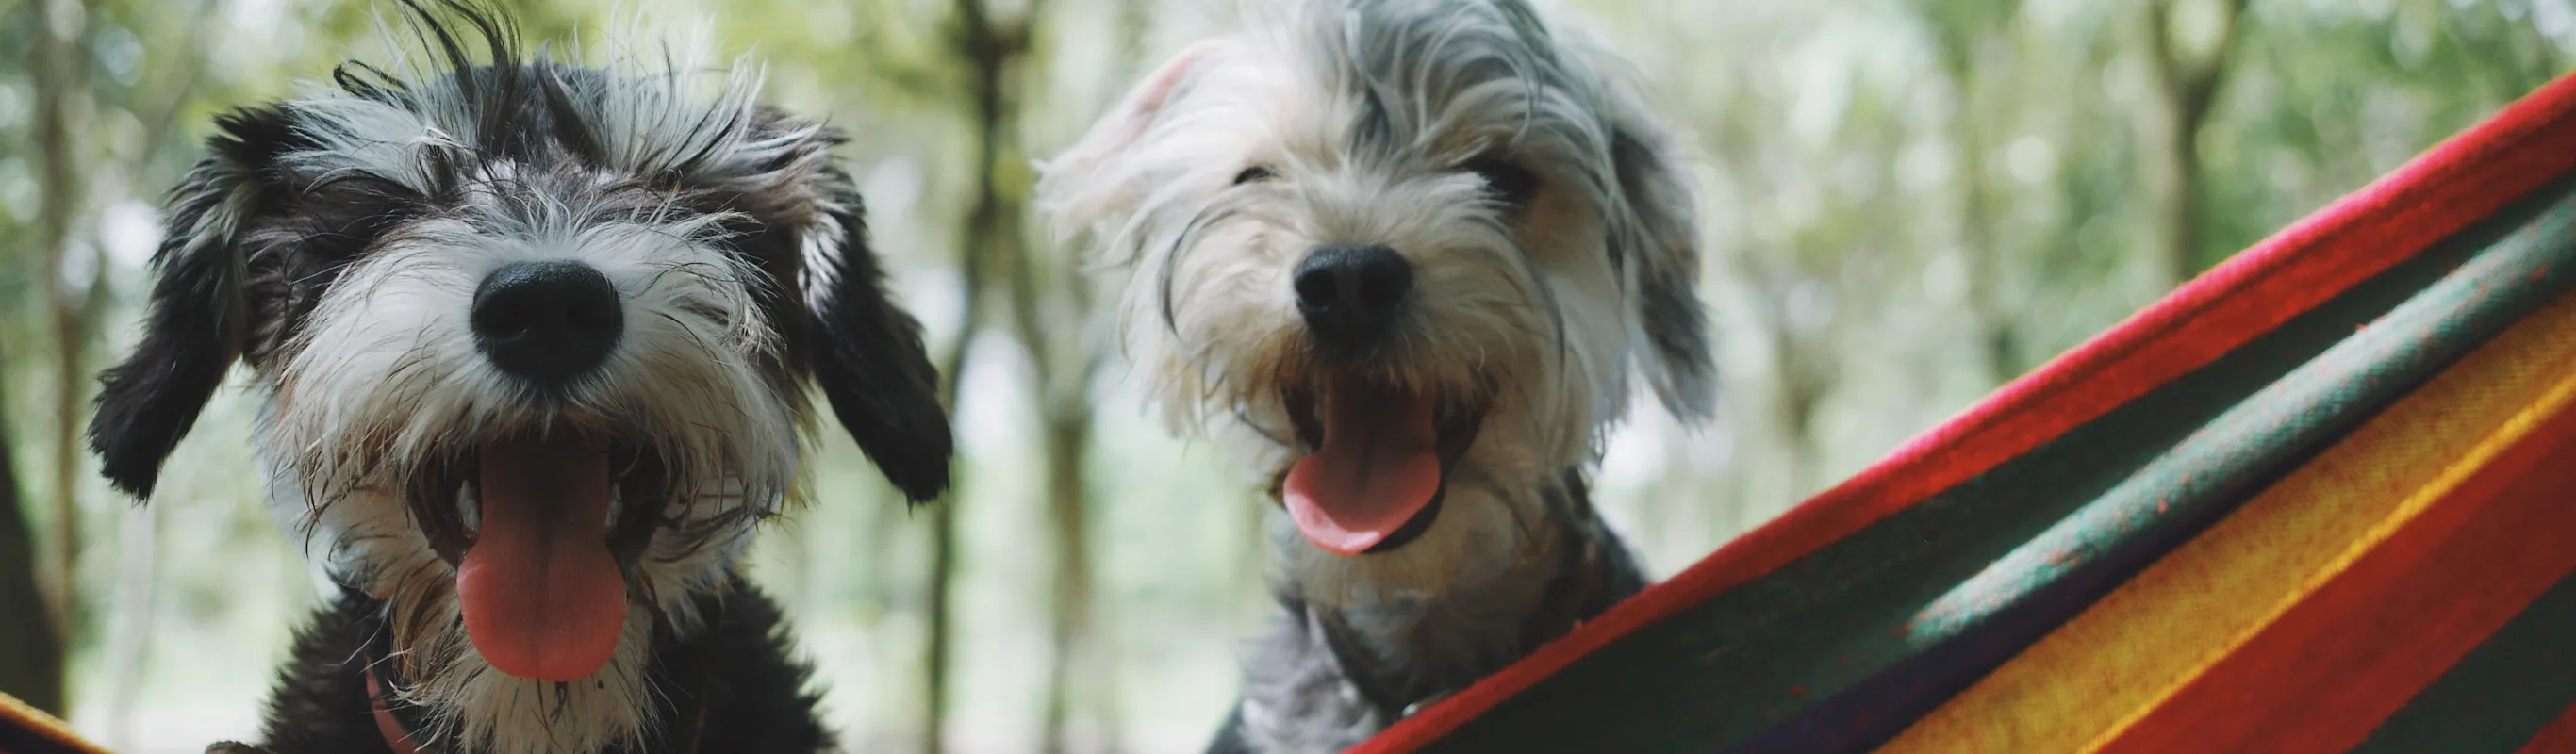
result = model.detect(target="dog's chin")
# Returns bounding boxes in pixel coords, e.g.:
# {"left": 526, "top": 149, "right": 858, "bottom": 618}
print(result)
{"left": 352, "top": 430, "right": 705, "bottom": 754}
{"left": 1271, "top": 369, "right": 1489, "bottom": 557}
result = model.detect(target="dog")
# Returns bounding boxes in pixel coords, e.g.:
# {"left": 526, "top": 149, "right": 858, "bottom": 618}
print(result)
{"left": 85, "top": 3, "right": 952, "bottom": 752}
{"left": 1034, "top": 0, "right": 1714, "bottom": 749}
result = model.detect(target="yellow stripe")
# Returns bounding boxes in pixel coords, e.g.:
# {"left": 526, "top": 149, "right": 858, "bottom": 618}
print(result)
{"left": 0, "top": 690, "right": 112, "bottom": 754}
{"left": 1877, "top": 289, "right": 2576, "bottom": 754}
{"left": 2086, "top": 334, "right": 2576, "bottom": 751}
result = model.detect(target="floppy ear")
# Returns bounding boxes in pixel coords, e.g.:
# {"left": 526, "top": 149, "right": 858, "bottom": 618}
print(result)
{"left": 1032, "top": 41, "right": 1220, "bottom": 251}
{"left": 89, "top": 107, "right": 286, "bottom": 500}
{"left": 804, "top": 181, "right": 955, "bottom": 504}
{"left": 1605, "top": 103, "right": 1718, "bottom": 421}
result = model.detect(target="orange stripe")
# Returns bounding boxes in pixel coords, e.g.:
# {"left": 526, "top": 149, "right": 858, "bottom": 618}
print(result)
{"left": 2518, "top": 702, "right": 2576, "bottom": 754}
{"left": 1880, "top": 287, "right": 2576, "bottom": 752}
{"left": 2089, "top": 400, "right": 2576, "bottom": 752}
{"left": 0, "top": 691, "right": 110, "bottom": 754}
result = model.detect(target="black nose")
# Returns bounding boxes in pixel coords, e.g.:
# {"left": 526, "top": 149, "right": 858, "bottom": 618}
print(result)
{"left": 471, "top": 261, "right": 623, "bottom": 387}
{"left": 1294, "top": 244, "right": 1412, "bottom": 349}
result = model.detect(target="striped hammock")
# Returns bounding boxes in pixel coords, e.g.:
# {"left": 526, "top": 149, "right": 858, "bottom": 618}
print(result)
{"left": 1355, "top": 72, "right": 2576, "bottom": 754}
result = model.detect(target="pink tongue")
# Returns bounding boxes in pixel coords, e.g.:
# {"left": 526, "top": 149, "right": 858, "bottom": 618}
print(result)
{"left": 1282, "top": 380, "right": 1443, "bottom": 555}
{"left": 456, "top": 434, "right": 628, "bottom": 681}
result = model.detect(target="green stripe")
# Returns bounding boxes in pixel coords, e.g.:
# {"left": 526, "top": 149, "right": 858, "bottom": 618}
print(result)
{"left": 2349, "top": 572, "right": 2576, "bottom": 753}
{"left": 1910, "top": 188, "right": 2576, "bottom": 643}
{"left": 1423, "top": 179, "right": 2576, "bottom": 754}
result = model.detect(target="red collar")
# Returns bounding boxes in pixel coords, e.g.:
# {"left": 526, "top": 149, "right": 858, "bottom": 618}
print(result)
{"left": 364, "top": 664, "right": 424, "bottom": 754}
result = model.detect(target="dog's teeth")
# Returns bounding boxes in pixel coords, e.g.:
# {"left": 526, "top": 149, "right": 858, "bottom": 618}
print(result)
{"left": 457, "top": 480, "right": 479, "bottom": 534}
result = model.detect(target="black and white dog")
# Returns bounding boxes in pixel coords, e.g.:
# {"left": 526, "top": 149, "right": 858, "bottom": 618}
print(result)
{"left": 1035, "top": 0, "right": 1713, "bottom": 750}
{"left": 87, "top": 3, "right": 950, "bottom": 752}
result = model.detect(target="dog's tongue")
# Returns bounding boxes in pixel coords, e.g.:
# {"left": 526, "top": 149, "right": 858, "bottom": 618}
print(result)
{"left": 1282, "top": 380, "right": 1442, "bottom": 555}
{"left": 456, "top": 434, "right": 627, "bottom": 681}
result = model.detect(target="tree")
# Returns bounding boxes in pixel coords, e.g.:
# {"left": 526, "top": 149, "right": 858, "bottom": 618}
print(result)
{"left": 21, "top": 0, "right": 90, "bottom": 715}
{"left": 1924, "top": 0, "right": 2023, "bottom": 385}
{"left": 0, "top": 346, "right": 61, "bottom": 714}
{"left": 923, "top": 0, "right": 1049, "bottom": 750}
{"left": 2143, "top": 0, "right": 2248, "bottom": 288}
{"left": 1016, "top": 195, "right": 1109, "bottom": 754}
{"left": 1021, "top": 3, "right": 1158, "bottom": 747}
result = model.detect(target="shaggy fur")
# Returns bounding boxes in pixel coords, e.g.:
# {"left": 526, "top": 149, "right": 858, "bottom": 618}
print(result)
{"left": 1035, "top": 0, "right": 1712, "bottom": 750}
{"left": 87, "top": 3, "right": 949, "bottom": 752}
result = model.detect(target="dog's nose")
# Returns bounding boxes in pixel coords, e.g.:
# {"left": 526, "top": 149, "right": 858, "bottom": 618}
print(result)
{"left": 471, "top": 261, "right": 623, "bottom": 386}
{"left": 1294, "top": 244, "right": 1412, "bottom": 347}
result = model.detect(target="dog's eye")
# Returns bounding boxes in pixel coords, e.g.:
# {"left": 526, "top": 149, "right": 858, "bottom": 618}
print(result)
{"left": 1233, "top": 166, "right": 1276, "bottom": 185}
{"left": 1465, "top": 158, "right": 1539, "bottom": 209}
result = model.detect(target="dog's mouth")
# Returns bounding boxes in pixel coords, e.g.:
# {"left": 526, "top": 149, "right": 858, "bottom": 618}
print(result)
{"left": 409, "top": 431, "right": 668, "bottom": 682}
{"left": 1277, "top": 371, "right": 1486, "bottom": 556}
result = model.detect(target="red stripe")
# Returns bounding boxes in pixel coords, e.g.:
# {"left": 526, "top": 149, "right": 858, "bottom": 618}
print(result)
{"left": 2093, "top": 400, "right": 2576, "bottom": 753}
{"left": 2518, "top": 702, "right": 2576, "bottom": 754}
{"left": 1354, "top": 71, "right": 2576, "bottom": 754}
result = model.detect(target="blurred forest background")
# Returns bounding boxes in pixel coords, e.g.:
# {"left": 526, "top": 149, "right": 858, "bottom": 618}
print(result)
{"left": 0, "top": 0, "right": 2566, "bottom": 751}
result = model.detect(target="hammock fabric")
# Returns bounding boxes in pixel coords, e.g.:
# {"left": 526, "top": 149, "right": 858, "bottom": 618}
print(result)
{"left": 0, "top": 691, "right": 107, "bottom": 754}
{"left": 1354, "top": 72, "right": 2576, "bottom": 754}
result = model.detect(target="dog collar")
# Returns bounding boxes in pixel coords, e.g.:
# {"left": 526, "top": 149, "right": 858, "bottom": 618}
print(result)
{"left": 364, "top": 664, "right": 424, "bottom": 754}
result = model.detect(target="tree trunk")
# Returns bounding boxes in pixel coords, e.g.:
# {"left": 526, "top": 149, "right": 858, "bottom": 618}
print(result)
{"left": 924, "top": 2, "right": 1047, "bottom": 751}
{"left": 1952, "top": 79, "right": 2018, "bottom": 385}
{"left": 1015, "top": 202, "right": 1101, "bottom": 754}
{"left": 922, "top": 232, "right": 979, "bottom": 754}
{"left": 1032, "top": 409, "right": 1095, "bottom": 754}
{"left": 2144, "top": 0, "right": 2247, "bottom": 289}
{"left": 1029, "top": 3, "right": 1156, "bottom": 747}
{"left": 0, "top": 349, "right": 65, "bottom": 713}
{"left": 920, "top": 205, "right": 983, "bottom": 754}
{"left": 31, "top": 0, "right": 91, "bottom": 699}
{"left": 1775, "top": 337, "right": 1824, "bottom": 505}
{"left": 1925, "top": 1, "right": 2025, "bottom": 385}
{"left": 1016, "top": 164, "right": 1105, "bottom": 754}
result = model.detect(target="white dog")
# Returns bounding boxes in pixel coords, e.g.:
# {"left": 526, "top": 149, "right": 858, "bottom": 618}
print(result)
{"left": 1036, "top": 0, "right": 1714, "bottom": 749}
